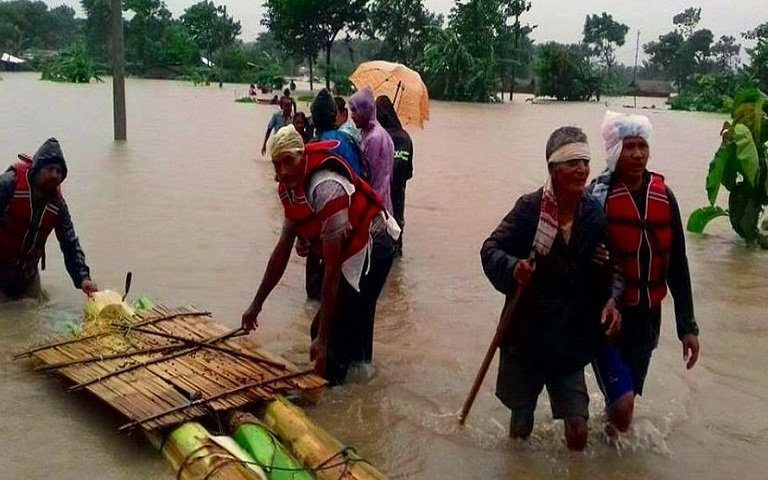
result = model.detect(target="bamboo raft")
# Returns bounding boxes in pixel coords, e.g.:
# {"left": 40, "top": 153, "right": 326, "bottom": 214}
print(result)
{"left": 15, "top": 305, "right": 326, "bottom": 431}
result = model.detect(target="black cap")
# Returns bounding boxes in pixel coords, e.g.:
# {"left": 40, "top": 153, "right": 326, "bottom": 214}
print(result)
{"left": 31, "top": 138, "right": 67, "bottom": 180}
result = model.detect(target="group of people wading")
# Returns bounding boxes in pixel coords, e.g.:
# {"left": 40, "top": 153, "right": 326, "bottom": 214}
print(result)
{"left": 1, "top": 98, "right": 697, "bottom": 450}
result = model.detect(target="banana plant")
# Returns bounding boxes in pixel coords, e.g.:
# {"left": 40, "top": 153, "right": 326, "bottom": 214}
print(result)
{"left": 687, "top": 88, "right": 768, "bottom": 247}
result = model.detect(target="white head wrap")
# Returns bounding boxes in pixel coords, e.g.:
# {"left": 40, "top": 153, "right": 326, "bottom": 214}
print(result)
{"left": 547, "top": 142, "right": 592, "bottom": 164}
{"left": 268, "top": 125, "right": 305, "bottom": 160}
{"left": 601, "top": 110, "right": 652, "bottom": 172}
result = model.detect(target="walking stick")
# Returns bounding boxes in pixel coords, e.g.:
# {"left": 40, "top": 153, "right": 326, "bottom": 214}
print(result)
{"left": 459, "top": 280, "right": 529, "bottom": 425}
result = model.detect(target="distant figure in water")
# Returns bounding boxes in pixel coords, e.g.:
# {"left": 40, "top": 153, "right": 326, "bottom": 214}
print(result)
{"left": 261, "top": 96, "right": 294, "bottom": 156}
{"left": 292, "top": 112, "right": 311, "bottom": 143}
{"left": 248, "top": 84, "right": 257, "bottom": 97}
{"left": 481, "top": 126, "right": 620, "bottom": 451}
{"left": 281, "top": 88, "right": 297, "bottom": 116}
{"left": 589, "top": 111, "right": 699, "bottom": 437}
{"left": 0, "top": 138, "right": 99, "bottom": 301}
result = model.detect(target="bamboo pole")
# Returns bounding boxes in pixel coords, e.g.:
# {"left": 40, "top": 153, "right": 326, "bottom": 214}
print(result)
{"left": 458, "top": 285, "right": 526, "bottom": 425}
{"left": 35, "top": 342, "right": 189, "bottom": 371}
{"left": 68, "top": 328, "right": 241, "bottom": 392}
{"left": 13, "top": 311, "right": 211, "bottom": 359}
{"left": 126, "top": 326, "right": 285, "bottom": 369}
{"left": 118, "top": 369, "right": 314, "bottom": 431}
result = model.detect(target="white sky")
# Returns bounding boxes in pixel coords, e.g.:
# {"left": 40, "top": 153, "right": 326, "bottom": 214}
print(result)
{"left": 43, "top": 0, "right": 767, "bottom": 65}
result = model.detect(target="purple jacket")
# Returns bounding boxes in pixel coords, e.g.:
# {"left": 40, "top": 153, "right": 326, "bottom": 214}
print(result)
{"left": 348, "top": 88, "right": 394, "bottom": 214}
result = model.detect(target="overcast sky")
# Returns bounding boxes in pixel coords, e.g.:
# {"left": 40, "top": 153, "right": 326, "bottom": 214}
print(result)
{"left": 44, "top": 0, "right": 767, "bottom": 65}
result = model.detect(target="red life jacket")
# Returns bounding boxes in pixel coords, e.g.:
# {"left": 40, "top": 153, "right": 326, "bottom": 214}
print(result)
{"left": 606, "top": 172, "right": 673, "bottom": 308}
{"left": 278, "top": 140, "right": 384, "bottom": 265}
{"left": 0, "top": 161, "right": 62, "bottom": 272}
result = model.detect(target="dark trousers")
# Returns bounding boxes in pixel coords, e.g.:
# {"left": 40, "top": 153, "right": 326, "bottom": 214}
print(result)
{"left": 391, "top": 177, "right": 407, "bottom": 254}
{"left": 310, "top": 234, "right": 394, "bottom": 385}
{"left": 0, "top": 270, "right": 42, "bottom": 302}
{"left": 305, "top": 251, "right": 323, "bottom": 301}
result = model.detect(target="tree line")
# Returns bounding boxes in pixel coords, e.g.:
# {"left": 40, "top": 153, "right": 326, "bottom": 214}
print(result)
{"left": 1, "top": 0, "right": 766, "bottom": 110}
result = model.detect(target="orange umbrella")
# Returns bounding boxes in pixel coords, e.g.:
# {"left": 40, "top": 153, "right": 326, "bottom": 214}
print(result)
{"left": 349, "top": 61, "right": 429, "bottom": 128}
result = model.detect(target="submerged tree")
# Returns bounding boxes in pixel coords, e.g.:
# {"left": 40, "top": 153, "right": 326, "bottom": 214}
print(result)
{"left": 688, "top": 89, "right": 768, "bottom": 247}
{"left": 534, "top": 42, "right": 599, "bottom": 100}
{"left": 743, "top": 23, "right": 768, "bottom": 92}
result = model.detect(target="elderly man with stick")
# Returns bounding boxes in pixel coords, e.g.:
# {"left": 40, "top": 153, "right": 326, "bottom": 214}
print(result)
{"left": 477, "top": 127, "right": 621, "bottom": 451}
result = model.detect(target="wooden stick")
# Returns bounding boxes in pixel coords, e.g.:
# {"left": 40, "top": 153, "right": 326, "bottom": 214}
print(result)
{"left": 68, "top": 328, "right": 242, "bottom": 392}
{"left": 125, "top": 326, "right": 285, "bottom": 369}
{"left": 35, "top": 342, "right": 190, "bottom": 371}
{"left": 118, "top": 369, "right": 315, "bottom": 431}
{"left": 458, "top": 286, "right": 526, "bottom": 425}
{"left": 13, "top": 311, "right": 211, "bottom": 359}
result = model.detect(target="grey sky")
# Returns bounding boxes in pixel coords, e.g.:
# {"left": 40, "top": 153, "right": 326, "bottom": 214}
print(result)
{"left": 45, "top": 0, "right": 766, "bottom": 65}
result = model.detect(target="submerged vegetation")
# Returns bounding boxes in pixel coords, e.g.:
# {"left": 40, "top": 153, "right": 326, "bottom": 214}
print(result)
{"left": 40, "top": 42, "right": 104, "bottom": 83}
{"left": 687, "top": 89, "right": 768, "bottom": 247}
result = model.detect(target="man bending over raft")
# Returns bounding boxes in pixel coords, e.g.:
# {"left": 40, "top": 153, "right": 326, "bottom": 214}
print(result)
{"left": 0, "top": 138, "right": 98, "bottom": 301}
{"left": 590, "top": 111, "right": 700, "bottom": 435}
{"left": 241, "top": 125, "right": 399, "bottom": 385}
{"left": 481, "top": 127, "right": 621, "bottom": 451}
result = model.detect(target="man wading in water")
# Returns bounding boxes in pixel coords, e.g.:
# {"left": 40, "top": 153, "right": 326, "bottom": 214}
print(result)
{"left": 481, "top": 127, "right": 621, "bottom": 450}
{"left": 0, "top": 138, "right": 98, "bottom": 301}
{"left": 590, "top": 111, "right": 700, "bottom": 435}
{"left": 241, "top": 126, "right": 399, "bottom": 384}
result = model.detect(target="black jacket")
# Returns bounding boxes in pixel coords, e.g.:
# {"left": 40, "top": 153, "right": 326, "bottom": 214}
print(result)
{"left": 481, "top": 189, "right": 614, "bottom": 378}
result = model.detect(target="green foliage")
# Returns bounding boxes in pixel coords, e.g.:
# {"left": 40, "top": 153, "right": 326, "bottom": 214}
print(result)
{"left": 262, "top": 0, "right": 367, "bottom": 90}
{"left": 424, "top": 29, "right": 497, "bottom": 102}
{"left": 40, "top": 41, "right": 104, "bottom": 83}
{"left": 687, "top": 206, "right": 728, "bottom": 233}
{"left": 582, "top": 12, "right": 629, "bottom": 70}
{"left": 743, "top": 23, "right": 768, "bottom": 92}
{"left": 0, "top": 1, "right": 81, "bottom": 53}
{"left": 688, "top": 88, "right": 768, "bottom": 246}
{"left": 534, "top": 42, "right": 599, "bottom": 100}
{"left": 644, "top": 8, "right": 715, "bottom": 89}
{"left": 235, "top": 96, "right": 256, "bottom": 103}
{"left": 365, "top": 0, "right": 442, "bottom": 71}
{"left": 181, "top": 0, "right": 240, "bottom": 61}
{"left": 669, "top": 72, "right": 757, "bottom": 112}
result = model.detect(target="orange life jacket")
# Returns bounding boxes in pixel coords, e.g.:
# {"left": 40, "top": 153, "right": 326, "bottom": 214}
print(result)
{"left": 278, "top": 140, "right": 383, "bottom": 265}
{"left": 606, "top": 172, "right": 672, "bottom": 307}
{"left": 0, "top": 161, "right": 62, "bottom": 272}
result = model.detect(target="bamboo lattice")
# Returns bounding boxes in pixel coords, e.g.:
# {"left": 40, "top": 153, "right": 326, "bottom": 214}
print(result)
{"left": 19, "top": 305, "right": 325, "bottom": 431}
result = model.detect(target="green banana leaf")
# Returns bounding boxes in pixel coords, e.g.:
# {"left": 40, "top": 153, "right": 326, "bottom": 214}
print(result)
{"left": 707, "top": 144, "right": 734, "bottom": 204}
{"left": 687, "top": 206, "right": 729, "bottom": 233}
{"left": 729, "top": 183, "right": 763, "bottom": 241}
{"left": 733, "top": 124, "right": 760, "bottom": 188}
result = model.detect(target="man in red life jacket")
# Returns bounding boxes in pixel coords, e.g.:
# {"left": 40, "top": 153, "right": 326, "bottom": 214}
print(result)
{"left": 0, "top": 138, "right": 98, "bottom": 301}
{"left": 241, "top": 125, "right": 399, "bottom": 385}
{"left": 590, "top": 111, "right": 700, "bottom": 434}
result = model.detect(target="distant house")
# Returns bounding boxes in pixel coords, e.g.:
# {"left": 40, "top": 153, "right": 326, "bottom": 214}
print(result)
{"left": 1, "top": 52, "right": 26, "bottom": 71}
{"left": 634, "top": 80, "right": 674, "bottom": 98}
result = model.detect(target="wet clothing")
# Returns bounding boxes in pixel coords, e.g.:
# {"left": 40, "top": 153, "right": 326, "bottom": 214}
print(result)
{"left": 590, "top": 171, "right": 698, "bottom": 342}
{"left": 0, "top": 140, "right": 90, "bottom": 299}
{"left": 481, "top": 189, "right": 613, "bottom": 383}
{"left": 348, "top": 89, "right": 395, "bottom": 214}
{"left": 606, "top": 172, "right": 673, "bottom": 308}
{"left": 386, "top": 126, "right": 413, "bottom": 254}
{"left": 279, "top": 141, "right": 397, "bottom": 384}
{"left": 497, "top": 353, "right": 590, "bottom": 419}
{"left": 316, "top": 130, "right": 364, "bottom": 178}
{"left": 590, "top": 170, "right": 698, "bottom": 402}
{"left": 267, "top": 111, "right": 292, "bottom": 134}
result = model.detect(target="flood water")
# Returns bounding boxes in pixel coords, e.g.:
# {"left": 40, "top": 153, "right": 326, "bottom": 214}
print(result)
{"left": 1, "top": 72, "right": 767, "bottom": 479}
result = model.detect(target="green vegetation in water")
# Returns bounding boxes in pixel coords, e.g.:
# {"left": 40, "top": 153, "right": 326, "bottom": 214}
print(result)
{"left": 688, "top": 88, "right": 768, "bottom": 247}
{"left": 40, "top": 43, "right": 104, "bottom": 83}
{"left": 235, "top": 96, "right": 256, "bottom": 103}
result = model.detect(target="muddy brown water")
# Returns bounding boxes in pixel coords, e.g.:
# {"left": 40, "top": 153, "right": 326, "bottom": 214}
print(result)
{"left": 1, "top": 72, "right": 767, "bottom": 479}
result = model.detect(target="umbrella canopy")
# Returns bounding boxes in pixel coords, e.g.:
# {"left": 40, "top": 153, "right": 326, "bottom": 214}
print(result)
{"left": 349, "top": 61, "right": 429, "bottom": 128}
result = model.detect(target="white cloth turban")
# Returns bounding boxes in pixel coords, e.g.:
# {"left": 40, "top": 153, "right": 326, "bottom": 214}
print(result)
{"left": 601, "top": 110, "right": 652, "bottom": 172}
